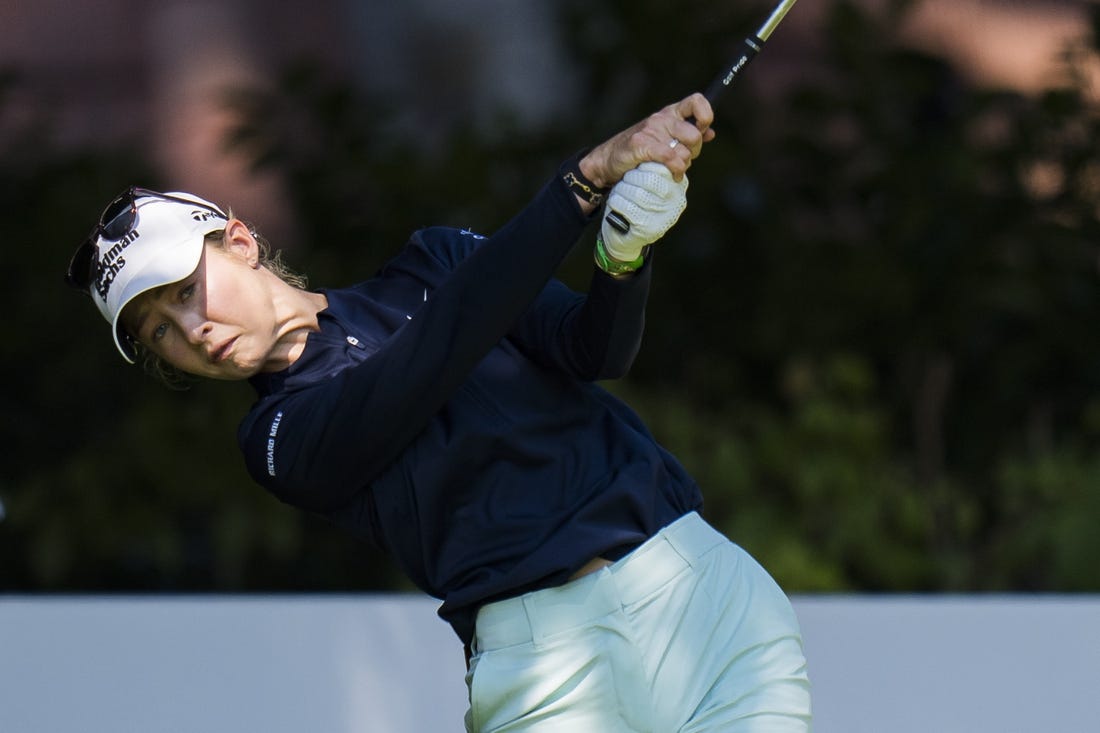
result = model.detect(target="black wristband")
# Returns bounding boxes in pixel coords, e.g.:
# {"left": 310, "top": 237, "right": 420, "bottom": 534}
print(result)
{"left": 560, "top": 150, "right": 609, "bottom": 206}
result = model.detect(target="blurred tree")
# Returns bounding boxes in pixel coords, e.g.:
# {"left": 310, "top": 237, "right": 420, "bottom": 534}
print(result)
{"left": 6, "top": 0, "right": 1100, "bottom": 595}
{"left": 558, "top": 0, "right": 1100, "bottom": 591}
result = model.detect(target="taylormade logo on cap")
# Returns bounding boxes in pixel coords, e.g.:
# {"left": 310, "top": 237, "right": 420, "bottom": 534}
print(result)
{"left": 87, "top": 191, "right": 227, "bottom": 363}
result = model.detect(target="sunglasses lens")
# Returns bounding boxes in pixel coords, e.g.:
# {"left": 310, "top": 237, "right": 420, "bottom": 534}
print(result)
{"left": 100, "top": 196, "right": 136, "bottom": 241}
{"left": 66, "top": 239, "right": 95, "bottom": 289}
{"left": 66, "top": 189, "right": 137, "bottom": 291}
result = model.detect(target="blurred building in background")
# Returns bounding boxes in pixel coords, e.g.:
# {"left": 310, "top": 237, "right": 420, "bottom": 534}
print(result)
{"left": 0, "top": 0, "right": 1090, "bottom": 241}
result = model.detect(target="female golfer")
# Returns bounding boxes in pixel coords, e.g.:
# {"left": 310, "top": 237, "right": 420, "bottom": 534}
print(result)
{"left": 67, "top": 93, "right": 811, "bottom": 732}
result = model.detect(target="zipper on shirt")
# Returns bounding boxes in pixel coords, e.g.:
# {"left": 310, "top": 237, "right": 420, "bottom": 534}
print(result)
{"left": 344, "top": 334, "right": 371, "bottom": 364}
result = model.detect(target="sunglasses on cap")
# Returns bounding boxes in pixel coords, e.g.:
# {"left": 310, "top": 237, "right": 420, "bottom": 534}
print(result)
{"left": 65, "top": 187, "right": 227, "bottom": 293}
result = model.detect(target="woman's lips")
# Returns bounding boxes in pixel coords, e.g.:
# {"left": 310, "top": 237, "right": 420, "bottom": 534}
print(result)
{"left": 210, "top": 337, "right": 236, "bottom": 363}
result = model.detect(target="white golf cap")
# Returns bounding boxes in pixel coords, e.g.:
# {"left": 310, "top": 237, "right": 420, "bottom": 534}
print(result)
{"left": 81, "top": 189, "right": 228, "bottom": 363}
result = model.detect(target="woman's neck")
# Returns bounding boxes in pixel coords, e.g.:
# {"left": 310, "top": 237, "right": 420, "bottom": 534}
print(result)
{"left": 262, "top": 281, "right": 329, "bottom": 373}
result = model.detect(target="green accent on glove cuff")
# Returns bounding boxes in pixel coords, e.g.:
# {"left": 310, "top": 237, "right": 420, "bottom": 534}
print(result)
{"left": 594, "top": 233, "right": 646, "bottom": 276}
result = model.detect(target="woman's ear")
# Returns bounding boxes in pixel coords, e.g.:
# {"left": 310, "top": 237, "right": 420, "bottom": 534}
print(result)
{"left": 222, "top": 219, "right": 261, "bottom": 268}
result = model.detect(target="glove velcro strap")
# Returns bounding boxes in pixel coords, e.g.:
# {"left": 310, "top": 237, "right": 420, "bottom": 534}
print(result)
{"left": 594, "top": 233, "right": 646, "bottom": 276}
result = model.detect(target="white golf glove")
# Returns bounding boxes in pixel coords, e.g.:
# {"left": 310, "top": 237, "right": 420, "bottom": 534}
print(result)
{"left": 601, "top": 162, "right": 689, "bottom": 263}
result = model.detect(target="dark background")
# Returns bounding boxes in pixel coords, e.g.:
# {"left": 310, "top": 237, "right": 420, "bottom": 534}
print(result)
{"left": 4, "top": 0, "right": 1100, "bottom": 596}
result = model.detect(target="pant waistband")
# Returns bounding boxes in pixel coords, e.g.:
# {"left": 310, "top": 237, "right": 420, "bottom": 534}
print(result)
{"left": 474, "top": 512, "right": 725, "bottom": 651}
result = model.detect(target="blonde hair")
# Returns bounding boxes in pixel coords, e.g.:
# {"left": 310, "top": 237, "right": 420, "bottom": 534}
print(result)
{"left": 137, "top": 221, "right": 309, "bottom": 387}
{"left": 244, "top": 225, "right": 308, "bottom": 290}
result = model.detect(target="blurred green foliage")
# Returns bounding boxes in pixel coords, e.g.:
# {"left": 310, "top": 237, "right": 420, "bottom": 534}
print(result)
{"left": 4, "top": 0, "right": 1100, "bottom": 594}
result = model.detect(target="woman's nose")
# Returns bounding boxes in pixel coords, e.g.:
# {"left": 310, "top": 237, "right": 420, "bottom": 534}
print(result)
{"left": 182, "top": 316, "right": 213, "bottom": 345}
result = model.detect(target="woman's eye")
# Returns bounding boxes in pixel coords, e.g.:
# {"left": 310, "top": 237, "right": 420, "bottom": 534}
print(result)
{"left": 180, "top": 283, "right": 196, "bottom": 302}
{"left": 152, "top": 323, "right": 168, "bottom": 342}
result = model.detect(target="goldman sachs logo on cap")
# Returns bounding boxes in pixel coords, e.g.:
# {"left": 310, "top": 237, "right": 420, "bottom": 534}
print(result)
{"left": 93, "top": 228, "right": 141, "bottom": 300}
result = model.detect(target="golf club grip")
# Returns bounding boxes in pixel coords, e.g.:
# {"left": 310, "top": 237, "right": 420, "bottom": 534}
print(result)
{"left": 705, "top": 36, "right": 764, "bottom": 105}
{"left": 686, "top": 36, "right": 764, "bottom": 125}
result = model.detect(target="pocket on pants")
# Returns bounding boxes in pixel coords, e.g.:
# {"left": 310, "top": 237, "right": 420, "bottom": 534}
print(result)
{"left": 466, "top": 619, "right": 650, "bottom": 733}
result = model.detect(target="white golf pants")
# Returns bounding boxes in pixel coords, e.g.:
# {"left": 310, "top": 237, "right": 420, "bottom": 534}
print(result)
{"left": 465, "top": 512, "right": 812, "bottom": 732}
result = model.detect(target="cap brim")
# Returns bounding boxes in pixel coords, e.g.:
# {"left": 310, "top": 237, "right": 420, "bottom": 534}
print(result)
{"left": 109, "top": 238, "right": 206, "bottom": 363}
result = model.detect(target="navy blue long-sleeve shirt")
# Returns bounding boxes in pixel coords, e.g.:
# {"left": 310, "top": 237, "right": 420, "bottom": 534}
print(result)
{"left": 238, "top": 168, "right": 702, "bottom": 644}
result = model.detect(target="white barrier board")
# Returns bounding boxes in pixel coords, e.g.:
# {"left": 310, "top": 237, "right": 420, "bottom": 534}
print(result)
{"left": 1, "top": 595, "right": 1097, "bottom": 732}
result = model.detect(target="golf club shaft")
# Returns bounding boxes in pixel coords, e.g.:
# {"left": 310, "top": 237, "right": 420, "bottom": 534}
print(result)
{"left": 605, "top": 0, "right": 799, "bottom": 237}
{"left": 703, "top": 0, "right": 799, "bottom": 105}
